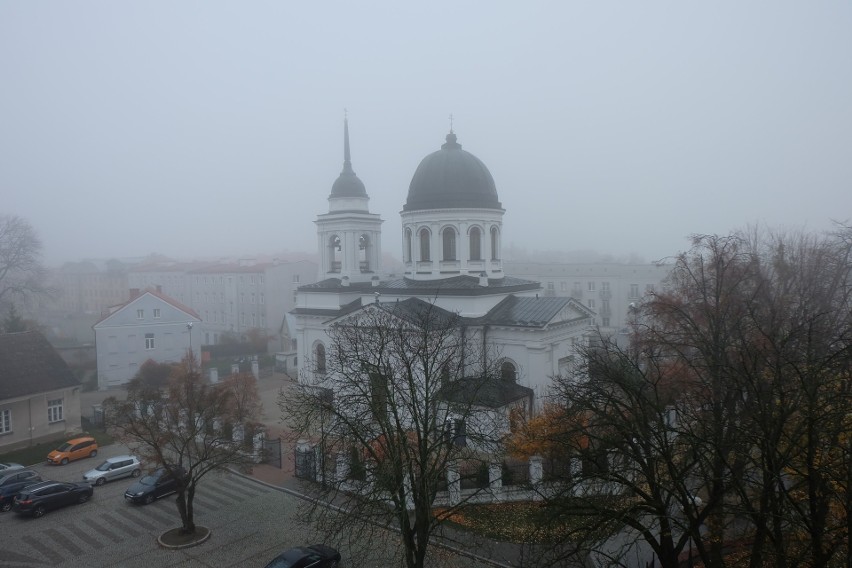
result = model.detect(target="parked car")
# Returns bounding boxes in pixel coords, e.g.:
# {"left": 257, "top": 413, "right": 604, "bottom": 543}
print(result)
{"left": 47, "top": 436, "right": 99, "bottom": 465}
{"left": 13, "top": 481, "right": 93, "bottom": 518}
{"left": 263, "top": 545, "right": 341, "bottom": 568}
{"left": 0, "top": 470, "right": 43, "bottom": 512}
{"left": 83, "top": 455, "right": 141, "bottom": 486}
{"left": 124, "top": 466, "right": 187, "bottom": 505}
{"left": 0, "top": 462, "right": 24, "bottom": 473}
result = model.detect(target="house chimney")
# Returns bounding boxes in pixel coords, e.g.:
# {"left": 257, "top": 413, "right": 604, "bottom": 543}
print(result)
{"left": 372, "top": 275, "right": 380, "bottom": 287}
{"left": 129, "top": 288, "right": 141, "bottom": 299}
{"left": 479, "top": 272, "right": 489, "bottom": 287}
{"left": 341, "top": 276, "right": 350, "bottom": 287}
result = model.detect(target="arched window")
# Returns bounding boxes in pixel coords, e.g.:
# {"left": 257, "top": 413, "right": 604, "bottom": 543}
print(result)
{"left": 469, "top": 227, "right": 482, "bottom": 260}
{"left": 490, "top": 227, "right": 500, "bottom": 260}
{"left": 315, "top": 343, "right": 326, "bottom": 374}
{"left": 404, "top": 228, "right": 412, "bottom": 263}
{"left": 501, "top": 361, "right": 516, "bottom": 383}
{"left": 328, "top": 235, "right": 342, "bottom": 272}
{"left": 359, "top": 234, "right": 370, "bottom": 272}
{"left": 442, "top": 227, "right": 457, "bottom": 261}
{"left": 419, "top": 228, "right": 431, "bottom": 261}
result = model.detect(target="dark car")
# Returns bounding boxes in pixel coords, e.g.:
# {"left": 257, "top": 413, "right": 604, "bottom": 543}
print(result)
{"left": 13, "top": 481, "right": 93, "bottom": 518}
{"left": 264, "top": 544, "right": 341, "bottom": 568}
{"left": 124, "top": 466, "right": 186, "bottom": 505}
{"left": 0, "top": 470, "right": 43, "bottom": 512}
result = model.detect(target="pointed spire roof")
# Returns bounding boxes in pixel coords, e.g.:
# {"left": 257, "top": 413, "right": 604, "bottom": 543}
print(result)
{"left": 330, "top": 115, "right": 368, "bottom": 198}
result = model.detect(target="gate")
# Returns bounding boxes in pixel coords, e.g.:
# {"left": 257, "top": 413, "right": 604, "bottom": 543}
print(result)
{"left": 294, "top": 445, "right": 316, "bottom": 480}
{"left": 262, "top": 437, "right": 283, "bottom": 468}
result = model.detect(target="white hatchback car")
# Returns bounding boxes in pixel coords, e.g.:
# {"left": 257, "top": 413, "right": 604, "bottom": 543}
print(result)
{"left": 83, "top": 455, "right": 142, "bottom": 486}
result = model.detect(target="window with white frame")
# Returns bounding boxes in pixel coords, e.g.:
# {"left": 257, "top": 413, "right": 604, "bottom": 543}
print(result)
{"left": 260, "top": 293, "right": 265, "bottom": 305}
{"left": 259, "top": 275, "right": 264, "bottom": 285}
{"left": 561, "top": 281, "right": 568, "bottom": 292}
{"left": 293, "top": 274, "right": 300, "bottom": 284}
{"left": 153, "top": 308, "right": 161, "bottom": 319}
{"left": 47, "top": 399, "right": 64, "bottom": 423}
{"left": 587, "top": 281, "right": 596, "bottom": 292}
{"left": 629, "top": 283, "right": 639, "bottom": 298}
{"left": 588, "top": 299, "right": 596, "bottom": 309}
{"left": 145, "top": 333, "right": 155, "bottom": 350}
{"left": 0, "top": 409, "right": 10, "bottom": 433}
{"left": 136, "top": 309, "right": 144, "bottom": 319}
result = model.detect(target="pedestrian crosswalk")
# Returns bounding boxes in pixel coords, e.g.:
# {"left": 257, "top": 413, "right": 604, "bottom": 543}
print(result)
{"left": 0, "top": 472, "right": 274, "bottom": 567}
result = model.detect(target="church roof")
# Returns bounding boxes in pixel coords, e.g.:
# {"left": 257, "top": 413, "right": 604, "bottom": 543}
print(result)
{"left": 438, "top": 376, "right": 534, "bottom": 409}
{"left": 403, "top": 132, "right": 502, "bottom": 212}
{"left": 477, "top": 295, "right": 577, "bottom": 327}
{"left": 298, "top": 275, "right": 540, "bottom": 296}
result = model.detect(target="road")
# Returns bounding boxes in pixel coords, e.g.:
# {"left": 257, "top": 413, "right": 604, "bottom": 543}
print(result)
{"left": 0, "top": 445, "right": 498, "bottom": 568}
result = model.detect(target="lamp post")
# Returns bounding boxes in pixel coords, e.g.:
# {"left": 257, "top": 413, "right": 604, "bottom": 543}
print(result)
{"left": 186, "top": 322, "right": 194, "bottom": 365}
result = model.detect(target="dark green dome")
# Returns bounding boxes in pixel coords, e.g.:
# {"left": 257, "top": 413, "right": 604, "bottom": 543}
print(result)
{"left": 403, "top": 133, "right": 501, "bottom": 212}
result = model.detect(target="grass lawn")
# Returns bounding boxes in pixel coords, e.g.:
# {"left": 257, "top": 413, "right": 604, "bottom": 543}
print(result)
{"left": 0, "top": 417, "right": 115, "bottom": 467}
{"left": 435, "top": 501, "right": 577, "bottom": 544}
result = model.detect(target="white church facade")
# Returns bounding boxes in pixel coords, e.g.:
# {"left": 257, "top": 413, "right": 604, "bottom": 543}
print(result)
{"left": 290, "top": 121, "right": 594, "bottom": 410}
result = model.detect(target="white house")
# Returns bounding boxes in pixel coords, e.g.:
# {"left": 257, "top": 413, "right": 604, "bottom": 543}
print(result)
{"left": 93, "top": 288, "right": 202, "bottom": 389}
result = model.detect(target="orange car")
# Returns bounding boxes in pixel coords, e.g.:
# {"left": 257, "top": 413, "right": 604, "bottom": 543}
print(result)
{"left": 46, "top": 436, "right": 98, "bottom": 465}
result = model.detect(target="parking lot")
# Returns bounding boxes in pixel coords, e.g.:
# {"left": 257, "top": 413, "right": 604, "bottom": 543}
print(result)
{"left": 0, "top": 445, "right": 499, "bottom": 568}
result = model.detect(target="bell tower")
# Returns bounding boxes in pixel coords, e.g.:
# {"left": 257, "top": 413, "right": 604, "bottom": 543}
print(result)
{"left": 315, "top": 116, "right": 383, "bottom": 283}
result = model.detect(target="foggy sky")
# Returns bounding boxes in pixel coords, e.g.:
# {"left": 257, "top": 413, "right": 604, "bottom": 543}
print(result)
{"left": 2, "top": 2, "right": 851, "bottom": 266}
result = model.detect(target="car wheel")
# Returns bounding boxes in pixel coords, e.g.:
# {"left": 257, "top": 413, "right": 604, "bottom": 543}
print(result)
{"left": 90, "top": 450, "right": 98, "bottom": 458}
{"left": 78, "top": 493, "right": 90, "bottom": 504}
{"left": 131, "top": 469, "right": 141, "bottom": 477}
{"left": 0, "top": 501, "right": 11, "bottom": 513}
{"left": 95, "top": 477, "right": 106, "bottom": 486}
{"left": 60, "top": 458, "right": 69, "bottom": 466}
{"left": 33, "top": 505, "right": 46, "bottom": 518}
{"left": 144, "top": 494, "right": 155, "bottom": 505}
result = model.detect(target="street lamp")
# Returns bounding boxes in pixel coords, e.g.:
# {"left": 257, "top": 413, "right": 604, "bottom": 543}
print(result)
{"left": 186, "top": 322, "right": 194, "bottom": 362}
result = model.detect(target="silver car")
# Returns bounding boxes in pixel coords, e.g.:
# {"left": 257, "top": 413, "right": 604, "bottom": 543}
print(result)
{"left": 83, "top": 455, "right": 141, "bottom": 486}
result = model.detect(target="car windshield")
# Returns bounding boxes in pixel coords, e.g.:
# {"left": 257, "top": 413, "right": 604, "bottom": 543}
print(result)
{"left": 55, "top": 443, "right": 72, "bottom": 452}
{"left": 140, "top": 474, "right": 162, "bottom": 486}
{"left": 265, "top": 550, "right": 307, "bottom": 568}
{"left": 95, "top": 462, "right": 112, "bottom": 472}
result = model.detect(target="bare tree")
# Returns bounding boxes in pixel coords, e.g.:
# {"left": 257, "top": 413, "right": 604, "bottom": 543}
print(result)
{"left": 282, "top": 299, "right": 506, "bottom": 568}
{"left": 0, "top": 215, "right": 50, "bottom": 310}
{"left": 104, "top": 354, "right": 263, "bottom": 535}
{"left": 528, "top": 228, "right": 852, "bottom": 567}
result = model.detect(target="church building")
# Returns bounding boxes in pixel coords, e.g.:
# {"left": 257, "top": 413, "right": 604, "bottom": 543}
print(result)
{"left": 290, "top": 120, "right": 594, "bottom": 409}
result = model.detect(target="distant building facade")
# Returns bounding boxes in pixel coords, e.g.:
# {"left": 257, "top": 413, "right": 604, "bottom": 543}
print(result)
{"left": 503, "top": 261, "right": 672, "bottom": 334}
{"left": 127, "top": 259, "right": 316, "bottom": 352}
{"left": 93, "top": 289, "right": 201, "bottom": 389}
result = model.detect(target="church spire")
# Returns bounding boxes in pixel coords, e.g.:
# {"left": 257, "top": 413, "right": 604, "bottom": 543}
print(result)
{"left": 343, "top": 112, "right": 353, "bottom": 173}
{"left": 329, "top": 111, "right": 368, "bottom": 199}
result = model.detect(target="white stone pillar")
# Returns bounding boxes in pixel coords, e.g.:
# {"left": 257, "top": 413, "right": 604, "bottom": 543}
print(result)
{"left": 209, "top": 368, "right": 219, "bottom": 383}
{"left": 232, "top": 424, "right": 245, "bottom": 445}
{"left": 231, "top": 363, "right": 240, "bottom": 375}
{"left": 447, "top": 464, "right": 461, "bottom": 505}
{"left": 251, "top": 360, "right": 259, "bottom": 380}
{"left": 335, "top": 452, "right": 350, "bottom": 484}
{"left": 489, "top": 462, "right": 503, "bottom": 501}
{"left": 253, "top": 432, "right": 265, "bottom": 463}
{"left": 529, "top": 455, "right": 543, "bottom": 485}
